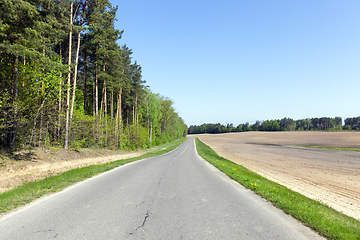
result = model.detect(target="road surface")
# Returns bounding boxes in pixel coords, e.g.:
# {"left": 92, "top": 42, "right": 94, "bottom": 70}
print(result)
{"left": 0, "top": 137, "right": 323, "bottom": 239}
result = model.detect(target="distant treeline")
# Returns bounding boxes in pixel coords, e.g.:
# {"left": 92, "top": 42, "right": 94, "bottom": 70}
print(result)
{"left": 188, "top": 116, "right": 360, "bottom": 134}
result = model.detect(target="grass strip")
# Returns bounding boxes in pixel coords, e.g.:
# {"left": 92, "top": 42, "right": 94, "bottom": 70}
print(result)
{"left": 0, "top": 138, "right": 187, "bottom": 215}
{"left": 195, "top": 138, "right": 360, "bottom": 240}
{"left": 294, "top": 145, "right": 360, "bottom": 152}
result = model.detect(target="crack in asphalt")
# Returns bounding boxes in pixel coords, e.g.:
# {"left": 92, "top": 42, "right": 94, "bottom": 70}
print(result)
{"left": 129, "top": 211, "right": 150, "bottom": 236}
{"left": 157, "top": 162, "right": 172, "bottom": 188}
{"left": 129, "top": 145, "right": 188, "bottom": 237}
{"left": 156, "top": 144, "right": 188, "bottom": 189}
{"left": 135, "top": 201, "right": 145, "bottom": 208}
{"left": 129, "top": 158, "right": 172, "bottom": 236}
{"left": 139, "top": 211, "right": 150, "bottom": 228}
{"left": 34, "top": 229, "right": 58, "bottom": 238}
{"left": 36, "top": 229, "right": 53, "bottom": 233}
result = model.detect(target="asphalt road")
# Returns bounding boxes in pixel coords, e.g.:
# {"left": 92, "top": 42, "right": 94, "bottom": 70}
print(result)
{"left": 0, "top": 137, "right": 323, "bottom": 239}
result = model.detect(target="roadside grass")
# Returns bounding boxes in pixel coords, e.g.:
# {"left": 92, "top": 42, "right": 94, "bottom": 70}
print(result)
{"left": 0, "top": 138, "right": 187, "bottom": 215}
{"left": 294, "top": 145, "right": 360, "bottom": 152}
{"left": 195, "top": 138, "right": 360, "bottom": 240}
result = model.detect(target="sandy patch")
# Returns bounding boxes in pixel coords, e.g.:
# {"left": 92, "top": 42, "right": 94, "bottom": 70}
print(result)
{"left": 0, "top": 148, "right": 147, "bottom": 193}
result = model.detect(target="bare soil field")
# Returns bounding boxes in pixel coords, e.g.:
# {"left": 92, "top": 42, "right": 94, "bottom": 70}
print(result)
{"left": 195, "top": 132, "right": 360, "bottom": 220}
{"left": 0, "top": 148, "right": 147, "bottom": 194}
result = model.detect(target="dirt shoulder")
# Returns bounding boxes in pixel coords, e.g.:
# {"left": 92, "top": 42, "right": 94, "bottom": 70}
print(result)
{"left": 195, "top": 132, "right": 360, "bottom": 221}
{"left": 0, "top": 147, "right": 149, "bottom": 193}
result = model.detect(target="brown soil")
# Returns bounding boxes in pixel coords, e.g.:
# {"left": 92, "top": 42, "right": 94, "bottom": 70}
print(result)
{"left": 0, "top": 148, "right": 148, "bottom": 194}
{"left": 195, "top": 132, "right": 360, "bottom": 220}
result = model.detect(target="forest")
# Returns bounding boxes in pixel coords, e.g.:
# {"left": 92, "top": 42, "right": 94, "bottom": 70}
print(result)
{"left": 188, "top": 116, "right": 360, "bottom": 134}
{"left": 0, "top": 0, "right": 187, "bottom": 151}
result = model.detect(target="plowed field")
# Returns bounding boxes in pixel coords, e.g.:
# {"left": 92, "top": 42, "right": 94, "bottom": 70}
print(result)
{"left": 195, "top": 132, "right": 360, "bottom": 220}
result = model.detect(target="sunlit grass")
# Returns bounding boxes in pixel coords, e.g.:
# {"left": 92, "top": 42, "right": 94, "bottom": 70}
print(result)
{"left": 293, "top": 145, "right": 360, "bottom": 152}
{"left": 0, "top": 138, "right": 187, "bottom": 215}
{"left": 195, "top": 138, "right": 360, "bottom": 240}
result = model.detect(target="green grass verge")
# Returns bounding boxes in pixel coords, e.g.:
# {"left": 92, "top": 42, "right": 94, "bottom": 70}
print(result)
{"left": 0, "top": 138, "right": 187, "bottom": 215}
{"left": 294, "top": 145, "right": 360, "bottom": 152}
{"left": 195, "top": 138, "right": 360, "bottom": 240}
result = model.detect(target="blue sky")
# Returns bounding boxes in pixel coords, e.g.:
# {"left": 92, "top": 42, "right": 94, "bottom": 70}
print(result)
{"left": 110, "top": 0, "right": 360, "bottom": 126}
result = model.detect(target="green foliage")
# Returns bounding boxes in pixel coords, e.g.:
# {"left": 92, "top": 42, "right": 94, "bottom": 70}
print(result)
{"left": 195, "top": 138, "right": 360, "bottom": 240}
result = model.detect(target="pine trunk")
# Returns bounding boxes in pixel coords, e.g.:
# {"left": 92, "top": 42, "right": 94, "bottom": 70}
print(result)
{"left": 57, "top": 75, "right": 62, "bottom": 145}
{"left": 57, "top": 43, "right": 62, "bottom": 145}
{"left": 132, "top": 105, "right": 135, "bottom": 126}
{"left": 100, "top": 91, "right": 103, "bottom": 143}
{"left": 39, "top": 48, "right": 46, "bottom": 147}
{"left": 103, "top": 62, "right": 107, "bottom": 145}
{"left": 111, "top": 90, "right": 114, "bottom": 127}
{"left": 114, "top": 94, "right": 119, "bottom": 147}
{"left": 69, "top": 22, "right": 82, "bottom": 134}
{"left": 64, "top": 1, "right": 73, "bottom": 150}
{"left": 150, "top": 123, "right": 152, "bottom": 142}
{"left": 11, "top": 54, "right": 19, "bottom": 150}
{"left": 39, "top": 103, "right": 43, "bottom": 147}
{"left": 119, "top": 89, "right": 122, "bottom": 147}
{"left": 95, "top": 45, "right": 99, "bottom": 144}
{"left": 135, "top": 93, "right": 138, "bottom": 148}
{"left": 103, "top": 79, "right": 107, "bottom": 145}
{"left": 115, "top": 88, "right": 122, "bottom": 148}
{"left": 83, "top": 55, "right": 87, "bottom": 113}
{"left": 110, "top": 90, "right": 114, "bottom": 144}
{"left": 135, "top": 93, "right": 138, "bottom": 127}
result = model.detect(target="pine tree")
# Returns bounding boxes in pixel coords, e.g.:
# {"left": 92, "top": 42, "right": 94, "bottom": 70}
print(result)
{"left": 0, "top": 0, "right": 187, "bottom": 151}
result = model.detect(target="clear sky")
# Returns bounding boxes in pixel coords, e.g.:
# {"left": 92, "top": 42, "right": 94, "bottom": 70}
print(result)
{"left": 110, "top": 0, "right": 360, "bottom": 126}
